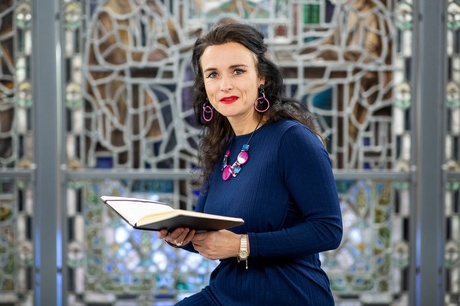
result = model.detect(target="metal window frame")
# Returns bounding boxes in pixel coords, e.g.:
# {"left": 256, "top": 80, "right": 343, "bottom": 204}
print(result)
{"left": 412, "top": 0, "right": 447, "bottom": 305}
{"left": 32, "top": 0, "right": 60, "bottom": 305}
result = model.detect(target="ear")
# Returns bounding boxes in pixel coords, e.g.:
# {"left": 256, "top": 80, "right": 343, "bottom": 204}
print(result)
{"left": 258, "top": 75, "right": 265, "bottom": 85}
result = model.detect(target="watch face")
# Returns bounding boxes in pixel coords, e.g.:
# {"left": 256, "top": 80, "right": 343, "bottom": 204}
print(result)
{"left": 239, "top": 250, "right": 249, "bottom": 259}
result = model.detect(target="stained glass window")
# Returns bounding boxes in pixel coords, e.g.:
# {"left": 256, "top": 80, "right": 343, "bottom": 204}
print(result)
{"left": 1, "top": 0, "right": 458, "bottom": 305}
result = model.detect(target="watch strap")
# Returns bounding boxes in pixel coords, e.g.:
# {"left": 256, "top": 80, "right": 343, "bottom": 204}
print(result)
{"left": 237, "top": 234, "right": 249, "bottom": 269}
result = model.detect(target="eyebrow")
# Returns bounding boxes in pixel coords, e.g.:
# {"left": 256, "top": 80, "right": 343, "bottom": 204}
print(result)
{"left": 203, "top": 64, "right": 249, "bottom": 73}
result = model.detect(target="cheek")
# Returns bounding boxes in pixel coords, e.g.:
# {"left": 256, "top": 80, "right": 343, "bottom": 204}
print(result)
{"left": 203, "top": 83, "right": 211, "bottom": 98}
{"left": 204, "top": 88, "right": 214, "bottom": 101}
{"left": 246, "top": 87, "right": 259, "bottom": 103}
{"left": 203, "top": 86, "right": 218, "bottom": 108}
{"left": 203, "top": 80, "right": 214, "bottom": 94}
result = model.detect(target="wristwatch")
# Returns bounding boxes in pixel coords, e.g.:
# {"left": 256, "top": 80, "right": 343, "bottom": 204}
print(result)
{"left": 237, "top": 234, "right": 249, "bottom": 269}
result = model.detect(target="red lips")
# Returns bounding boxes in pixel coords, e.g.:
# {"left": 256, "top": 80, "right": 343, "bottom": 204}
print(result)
{"left": 220, "top": 96, "right": 239, "bottom": 104}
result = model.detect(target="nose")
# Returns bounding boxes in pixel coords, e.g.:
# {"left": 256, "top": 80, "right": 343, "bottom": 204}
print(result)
{"left": 220, "top": 75, "right": 233, "bottom": 91}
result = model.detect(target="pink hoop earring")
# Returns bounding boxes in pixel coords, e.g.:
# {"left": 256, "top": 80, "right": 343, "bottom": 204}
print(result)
{"left": 202, "top": 101, "right": 214, "bottom": 122}
{"left": 254, "top": 85, "right": 270, "bottom": 113}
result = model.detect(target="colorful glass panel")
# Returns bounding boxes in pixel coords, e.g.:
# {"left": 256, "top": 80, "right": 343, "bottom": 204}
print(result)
{"left": 4, "top": 0, "right": 457, "bottom": 305}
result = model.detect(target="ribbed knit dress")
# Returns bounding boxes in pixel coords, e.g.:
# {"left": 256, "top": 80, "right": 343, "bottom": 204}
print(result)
{"left": 181, "top": 119, "right": 343, "bottom": 306}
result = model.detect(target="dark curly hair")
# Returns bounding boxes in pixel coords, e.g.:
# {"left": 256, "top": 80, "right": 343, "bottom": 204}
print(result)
{"left": 191, "top": 21, "right": 322, "bottom": 185}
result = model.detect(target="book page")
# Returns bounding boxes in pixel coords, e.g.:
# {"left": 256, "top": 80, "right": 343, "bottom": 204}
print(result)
{"left": 102, "top": 196, "right": 173, "bottom": 225}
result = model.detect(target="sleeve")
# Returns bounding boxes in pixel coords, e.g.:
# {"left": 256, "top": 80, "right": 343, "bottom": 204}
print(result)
{"left": 248, "top": 124, "right": 343, "bottom": 258}
{"left": 193, "top": 184, "right": 208, "bottom": 213}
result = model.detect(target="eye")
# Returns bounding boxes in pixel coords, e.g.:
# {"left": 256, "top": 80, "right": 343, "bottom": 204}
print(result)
{"left": 234, "top": 68, "right": 247, "bottom": 75}
{"left": 206, "top": 71, "right": 218, "bottom": 79}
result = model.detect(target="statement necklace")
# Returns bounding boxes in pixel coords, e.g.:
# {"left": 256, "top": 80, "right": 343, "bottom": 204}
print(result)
{"left": 221, "top": 121, "right": 261, "bottom": 181}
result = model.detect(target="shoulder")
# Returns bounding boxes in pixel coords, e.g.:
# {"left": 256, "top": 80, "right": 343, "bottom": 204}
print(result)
{"left": 264, "top": 119, "right": 320, "bottom": 141}
{"left": 263, "top": 118, "right": 299, "bottom": 131}
{"left": 256, "top": 120, "right": 325, "bottom": 156}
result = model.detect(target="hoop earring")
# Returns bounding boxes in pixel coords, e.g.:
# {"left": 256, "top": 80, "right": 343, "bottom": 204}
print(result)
{"left": 202, "top": 101, "right": 214, "bottom": 122}
{"left": 254, "top": 84, "right": 270, "bottom": 113}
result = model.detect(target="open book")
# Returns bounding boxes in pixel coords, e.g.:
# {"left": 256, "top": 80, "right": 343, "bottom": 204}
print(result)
{"left": 101, "top": 196, "right": 244, "bottom": 232}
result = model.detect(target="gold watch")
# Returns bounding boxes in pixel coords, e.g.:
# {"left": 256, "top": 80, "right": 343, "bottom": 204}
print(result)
{"left": 237, "top": 234, "right": 249, "bottom": 269}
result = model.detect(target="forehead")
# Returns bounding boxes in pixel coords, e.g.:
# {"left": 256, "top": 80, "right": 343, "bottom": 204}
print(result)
{"left": 201, "top": 42, "right": 257, "bottom": 68}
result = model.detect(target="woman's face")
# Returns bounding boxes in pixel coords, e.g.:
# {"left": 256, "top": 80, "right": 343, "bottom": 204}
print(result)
{"left": 200, "top": 42, "right": 265, "bottom": 125}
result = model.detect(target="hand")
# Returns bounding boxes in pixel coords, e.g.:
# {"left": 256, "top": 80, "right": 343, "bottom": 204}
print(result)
{"left": 191, "top": 230, "right": 240, "bottom": 260}
{"left": 158, "top": 228, "right": 195, "bottom": 247}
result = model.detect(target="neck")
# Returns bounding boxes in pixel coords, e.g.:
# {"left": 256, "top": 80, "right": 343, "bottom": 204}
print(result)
{"left": 229, "top": 116, "right": 265, "bottom": 136}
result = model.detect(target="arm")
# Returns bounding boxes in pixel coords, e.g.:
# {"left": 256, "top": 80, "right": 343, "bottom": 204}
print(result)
{"left": 248, "top": 125, "right": 343, "bottom": 259}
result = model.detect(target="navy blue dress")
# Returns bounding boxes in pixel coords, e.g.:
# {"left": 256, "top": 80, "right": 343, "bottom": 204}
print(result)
{"left": 179, "top": 119, "right": 343, "bottom": 306}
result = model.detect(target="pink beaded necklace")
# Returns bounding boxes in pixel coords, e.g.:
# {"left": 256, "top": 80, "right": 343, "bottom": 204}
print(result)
{"left": 221, "top": 120, "right": 261, "bottom": 181}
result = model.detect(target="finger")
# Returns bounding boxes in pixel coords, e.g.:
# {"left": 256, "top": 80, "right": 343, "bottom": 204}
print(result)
{"left": 176, "top": 228, "right": 190, "bottom": 241}
{"left": 158, "top": 229, "right": 168, "bottom": 239}
{"left": 163, "top": 231, "right": 178, "bottom": 245}
{"left": 182, "top": 229, "right": 195, "bottom": 244}
{"left": 175, "top": 228, "right": 193, "bottom": 246}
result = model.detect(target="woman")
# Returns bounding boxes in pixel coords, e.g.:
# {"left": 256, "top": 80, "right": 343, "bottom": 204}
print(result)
{"left": 158, "top": 21, "right": 343, "bottom": 305}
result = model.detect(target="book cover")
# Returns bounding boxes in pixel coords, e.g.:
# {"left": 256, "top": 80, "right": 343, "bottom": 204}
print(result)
{"left": 101, "top": 196, "right": 244, "bottom": 232}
